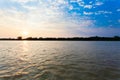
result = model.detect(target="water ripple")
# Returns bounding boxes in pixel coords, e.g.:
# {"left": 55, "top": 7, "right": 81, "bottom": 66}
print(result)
{"left": 0, "top": 41, "right": 120, "bottom": 80}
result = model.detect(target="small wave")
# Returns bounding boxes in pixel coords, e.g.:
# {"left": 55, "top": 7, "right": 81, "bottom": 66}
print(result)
{"left": 0, "top": 71, "right": 29, "bottom": 79}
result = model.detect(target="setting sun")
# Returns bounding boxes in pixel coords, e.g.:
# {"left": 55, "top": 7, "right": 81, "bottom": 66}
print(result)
{"left": 21, "top": 31, "right": 29, "bottom": 37}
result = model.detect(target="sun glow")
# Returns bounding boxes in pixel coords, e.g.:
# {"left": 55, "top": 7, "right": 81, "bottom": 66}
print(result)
{"left": 21, "top": 31, "right": 29, "bottom": 37}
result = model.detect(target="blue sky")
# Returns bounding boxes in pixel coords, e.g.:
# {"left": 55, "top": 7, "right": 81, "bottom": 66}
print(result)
{"left": 0, "top": 0, "right": 120, "bottom": 37}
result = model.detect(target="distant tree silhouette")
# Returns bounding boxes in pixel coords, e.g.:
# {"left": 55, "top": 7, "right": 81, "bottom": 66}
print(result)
{"left": 114, "top": 36, "right": 119, "bottom": 38}
{"left": 17, "top": 36, "right": 22, "bottom": 40}
{"left": 0, "top": 36, "right": 120, "bottom": 41}
{"left": 114, "top": 36, "right": 120, "bottom": 40}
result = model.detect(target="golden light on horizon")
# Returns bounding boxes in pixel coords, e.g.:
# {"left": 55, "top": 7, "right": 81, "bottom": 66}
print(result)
{"left": 21, "top": 31, "right": 29, "bottom": 38}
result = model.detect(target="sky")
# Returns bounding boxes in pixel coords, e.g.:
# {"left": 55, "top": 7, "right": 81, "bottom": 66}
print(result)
{"left": 0, "top": 0, "right": 120, "bottom": 38}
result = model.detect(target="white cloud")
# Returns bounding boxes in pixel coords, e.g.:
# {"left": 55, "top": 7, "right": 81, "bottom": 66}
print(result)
{"left": 22, "top": 5, "right": 37, "bottom": 10}
{"left": 77, "top": 0, "right": 85, "bottom": 7}
{"left": 117, "top": 9, "right": 120, "bottom": 12}
{"left": 57, "top": 0, "right": 68, "bottom": 4}
{"left": 69, "top": 5, "right": 73, "bottom": 10}
{"left": 89, "top": 1, "right": 93, "bottom": 4}
{"left": 84, "top": 5, "right": 93, "bottom": 9}
{"left": 95, "top": 11, "right": 112, "bottom": 15}
{"left": 83, "top": 12, "right": 93, "bottom": 15}
{"left": 100, "top": 11, "right": 112, "bottom": 14}
{"left": 95, "top": 1, "right": 103, "bottom": 6}
{"left": 11, "top": 0, "right": 35, "bottom": 3}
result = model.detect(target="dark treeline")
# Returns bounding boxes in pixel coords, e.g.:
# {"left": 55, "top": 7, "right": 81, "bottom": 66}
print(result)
{"left": 0, "top": 36, "right": 120, "bottom": 41}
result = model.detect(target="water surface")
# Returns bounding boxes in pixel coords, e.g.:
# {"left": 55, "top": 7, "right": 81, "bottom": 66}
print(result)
{"left": 0, "top": 41, "right": 120, "bottom": 80}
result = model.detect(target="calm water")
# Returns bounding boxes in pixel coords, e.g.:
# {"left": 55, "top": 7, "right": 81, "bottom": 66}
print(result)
{"left": 0, "top": 41, "right": 120, "bottom": 80}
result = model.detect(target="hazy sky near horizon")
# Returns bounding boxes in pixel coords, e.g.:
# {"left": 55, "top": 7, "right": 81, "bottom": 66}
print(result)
{"left": 0, "top": 0, "right": 120, "bottom": 38}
